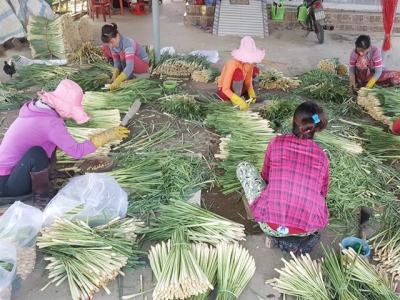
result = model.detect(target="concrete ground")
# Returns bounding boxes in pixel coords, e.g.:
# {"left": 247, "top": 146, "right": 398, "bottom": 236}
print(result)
{"left": 1, "top": 1, "right": 400, "bottom": 299}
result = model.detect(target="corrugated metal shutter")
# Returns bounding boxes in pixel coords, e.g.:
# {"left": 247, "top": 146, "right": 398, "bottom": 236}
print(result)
{"left": 215, "top": 0, "right": 268, "bottom": 37}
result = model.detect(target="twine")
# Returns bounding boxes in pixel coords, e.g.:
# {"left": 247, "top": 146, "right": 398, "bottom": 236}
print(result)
{"left": 44, "top": 20, "right": 53, "bottom": 58}
{"left": 171, "top": 243, "right": 190, "bottom": 248}
{"left": 218, "top": 289, "right": 238, "bottom": 298}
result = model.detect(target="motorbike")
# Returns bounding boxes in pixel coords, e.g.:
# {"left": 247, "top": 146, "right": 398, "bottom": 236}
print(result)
{"left": 297, "top": 0, "right": 334, "bottom": 44}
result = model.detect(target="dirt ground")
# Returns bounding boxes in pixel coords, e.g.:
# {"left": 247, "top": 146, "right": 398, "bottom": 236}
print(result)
{"left": 1, "top": 1, "right": 400, "bottom": 299}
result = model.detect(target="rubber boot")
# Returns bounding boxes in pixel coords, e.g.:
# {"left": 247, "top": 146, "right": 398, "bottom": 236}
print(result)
{"left": 48, "top": 150, "right": 70, "bottom": 180}
{"left": 31, "top": 168, "right": 53, "bottom": 209}
{"left": 232, "top": 79, "right": 244, "bottom": 96}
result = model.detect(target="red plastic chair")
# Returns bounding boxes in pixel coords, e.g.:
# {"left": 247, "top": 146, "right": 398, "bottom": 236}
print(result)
{"left": 130, "top": 2, "right": 146, "bottom": 15}
{"left": 91, "top": 0, "right": 111, "bottom": 22}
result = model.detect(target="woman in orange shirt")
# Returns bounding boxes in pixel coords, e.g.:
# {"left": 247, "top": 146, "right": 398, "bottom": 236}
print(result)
{"left": 217, "top": 36, "right": 265, "bottom": 110}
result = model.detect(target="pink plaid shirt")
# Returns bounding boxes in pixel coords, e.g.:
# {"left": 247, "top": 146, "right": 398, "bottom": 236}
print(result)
{"left": 250, "top": 134, "right": 330, "bottom": 232}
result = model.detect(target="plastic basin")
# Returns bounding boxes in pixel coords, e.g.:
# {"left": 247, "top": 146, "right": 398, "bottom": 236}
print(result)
{"left": 341, "top": 237, "right": 371, "bottom": 258}
{"left": 163, "top": 80, "right": 177, "bottom": 90}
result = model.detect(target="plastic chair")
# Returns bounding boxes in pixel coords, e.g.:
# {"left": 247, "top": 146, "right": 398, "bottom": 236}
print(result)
{"left": 130, "top": 2, "right": 146, "bottom": 15}
{"left": 91, "top": 0, "right": 111, "bottom": 22}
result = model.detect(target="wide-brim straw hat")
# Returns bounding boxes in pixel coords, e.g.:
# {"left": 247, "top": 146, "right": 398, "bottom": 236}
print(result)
{"left": 231, "top": 36, "right": 265, "bottom": 64}
{"left": 38, "top": 79, "right": 90, "bottom": 124}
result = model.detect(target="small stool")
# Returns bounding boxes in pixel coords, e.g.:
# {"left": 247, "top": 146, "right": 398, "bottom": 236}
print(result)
{"left": 130, "top": 2, "right": 146, "bottom": 15}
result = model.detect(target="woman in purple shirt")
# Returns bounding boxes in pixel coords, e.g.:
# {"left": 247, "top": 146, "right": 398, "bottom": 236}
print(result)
{"left": 237, "top": 102, "right": 330, "bottom": 240}
{"left": 349, "top": 35, "right": 400, "bottom": 91}
{"left": 0, "top": 79, "right": 129, "bottom": 208}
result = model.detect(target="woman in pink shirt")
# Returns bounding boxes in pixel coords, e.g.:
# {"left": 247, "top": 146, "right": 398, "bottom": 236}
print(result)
{"left": 0, "top": 79, "right": 129, "bottom": 208}
{"left": 349, "top": 35, "right": 400, "bottom": 91}
{"left": 237, "top": 102, "right": 330, "bottom": 243}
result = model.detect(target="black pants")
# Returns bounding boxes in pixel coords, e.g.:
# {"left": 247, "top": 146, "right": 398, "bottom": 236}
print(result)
{"left": 0, "top": 147, "right": 50, "bottom": 197}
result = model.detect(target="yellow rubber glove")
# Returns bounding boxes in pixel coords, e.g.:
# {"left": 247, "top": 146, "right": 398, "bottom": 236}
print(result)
{"left": 111, "top": 68, "right": 120, "bottom": 82}
{"left": 91, "top": 126, "right": 130, "bottom": 149}
{"left": 365, "top": 77, "right": 377, "bottom": 89}
{"left": 230, "top": 94, "right": 249, "bottom": 111}
{"left": 110, "top": 73, "right": 127, "bottom": 91}
{"left": 248, "top": 88, "right": 256, "bottom": 104}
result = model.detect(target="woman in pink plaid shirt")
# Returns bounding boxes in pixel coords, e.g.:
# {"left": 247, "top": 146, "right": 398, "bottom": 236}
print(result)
{"left": 237, "top": 102, "right": 330, "bottom": 239}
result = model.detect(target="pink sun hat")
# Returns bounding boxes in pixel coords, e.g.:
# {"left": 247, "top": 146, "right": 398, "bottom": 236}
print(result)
{"left": 38, "top": 79, "right": 90, "bottom": 124}
{"left": 231, "top": 36, "right": 265, "bottom": 64}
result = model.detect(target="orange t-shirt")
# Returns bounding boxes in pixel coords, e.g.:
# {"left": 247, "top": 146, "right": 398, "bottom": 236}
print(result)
{"left": 217, "top": 58, "right": 254, "bottom": 99}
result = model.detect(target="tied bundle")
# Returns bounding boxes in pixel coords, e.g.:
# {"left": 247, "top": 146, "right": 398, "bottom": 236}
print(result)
{"left": 191, "top": 67, "right": 220, "bottom": 83}
{"left": 37, "top": 217, "right": 144, "bottom": 300}
{"left": 151, "top": 229, "right": 213, "bottom": 300}
{"left": 369, "top": 224, "right": 400, "bottom": 284}
{"left": 66, "top": 42, "right": 106, "bottom": 65}
{"left": 357, "top": 87, "right": 399, "bottom": 127}
{"left": 148, "top": 240, "right": 218, "bottom": 300}
{"left": 259, "top": 69, "right": 300, "bottom": 91}
{"left": 27, "top": 15, "right": 94, "bottom": 59}
{"left": 317, "top": 58, "right": 349, "bottom": 76}
{"left": 216, "top": 242, "right": 256, "bottom": 300}
{"left": 153, "top": 53, "right": 211, "bottom": 77}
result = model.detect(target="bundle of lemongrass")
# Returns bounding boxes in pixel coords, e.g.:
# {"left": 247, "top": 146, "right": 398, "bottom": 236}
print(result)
{"left": 369, "top": 225, "right": 400, "bottom": 282}
{"left": 105, "top": 155, "right": 163, "bottom": 191}
{"left": 153, "top": 53, "right": 211, "bottom": 77}
{"left": 216, "top": 242, "right": 256, "bottom": 300}
{"left": 114, "top": 123, "right": 177, "bottom": 151}
{"left": 297, "top": 69, "right": 351, "bottom": 104}
{"left": 143, "top": 45, "right": 155, "bottom": 72}
{"left": 150, "top": 230, "right": 214, "bottom": 300}
{"left": 341, "top": 247, "right": 398, "bottom": 298}
{"left": 317, "top": 58, "right": 349, "bottom": 76}
{"left": 83, "top": 80, "right": 162, "bottom": 110}
{"left": 362, "top": 125, "right": 400, "bottom": 160}
{"left": 65, "top": 109, "right": 121, "bottom": 128}
{"left": 259, "top": 69, "right": 300, "bottom": 91}
{"left": 27, "top": 15, "right": 67, "bottom": 58}
{"left": 337, "top": 63, "right": 349, "bottom": 76}
{"left": 37, "top": 217, "right": 145, "bottom": 300}
{"left": 357, "top": 87, "right": 400, "bottom": 126}
{"left": 16, "top": 246, "right": 36, "bottom": 281}
{"left": 205, "top": 100, "right": 276, "bottom": 193}
{"left": 14, "top": 64, "right": 78, "bottom": 84}
{"left": 317, "top": 57, "right": 339, "bottom": 73}
{"left": 214, "top": 75, "right": 220, "bottom": 85}
{"left": 125, "top": 151, "right": 214, "bottom": 215}
{"left": 266, "top": 252, "right": 330, "bottom": 299}
{"left": 161, "top": 93, "right": 205, "bottom": 121}
{"left": 321, "top": 246, "right": 360, "bottom": 300}
{"left": 0, "top": 84, "right": 32, "bottom": 106}
{"left": 191, "top": 66, "right": 220, "bottom": 83}
{"left": 141, "top": 199, "right": 246, "bottom": 245}
{"left": 148, "top": 240, "right": 218, "bottom": 300}
{"left": 326, "top": 151, "right": 400, "bottom": 234}
{"left": 66, "top": 42, "right": 105, "bottom": 65}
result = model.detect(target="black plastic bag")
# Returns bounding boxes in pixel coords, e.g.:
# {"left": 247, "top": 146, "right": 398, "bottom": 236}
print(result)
{"left": 269, "top": 232, "right": 320, "bottom": 254}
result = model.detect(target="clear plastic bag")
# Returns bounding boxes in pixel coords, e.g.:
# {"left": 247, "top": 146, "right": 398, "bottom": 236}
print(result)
{"left": 42, "top": 173, "right": 128, "bottom": 227}
{"left": 0, "top": 202, "right": 43, "bottom": 247}
{"left": 0, "top": 241, "right": 17, "bottom": 300}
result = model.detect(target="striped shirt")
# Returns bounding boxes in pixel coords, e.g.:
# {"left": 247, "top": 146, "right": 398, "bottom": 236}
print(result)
{"left": 110, "top": 34, "right": 149, "bottom": 77}
{"left": 349, "top": 45, "right": 383, "bottom": 79}
{"left": 250, "top": 134, "right": 330, "bottom": 232}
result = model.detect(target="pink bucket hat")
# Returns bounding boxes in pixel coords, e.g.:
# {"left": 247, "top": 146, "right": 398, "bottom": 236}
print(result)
{"left": 38, "top": 79, "right": 90, "bottom": 124}
{"left": 231, "top": 36, "right": 265, "bottom": 64}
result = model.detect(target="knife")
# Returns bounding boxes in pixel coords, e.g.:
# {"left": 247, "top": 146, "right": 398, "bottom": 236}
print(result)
{"left": 120, "top": 100, "right": 141, "bottom": 127}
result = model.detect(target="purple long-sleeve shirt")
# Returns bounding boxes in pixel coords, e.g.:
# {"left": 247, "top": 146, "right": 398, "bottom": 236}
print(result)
{"left": 0, "top": 100, "right": 96, "bottom": 176}
{"left": 251, "top": 134, "right": 330, "bottom": 232}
